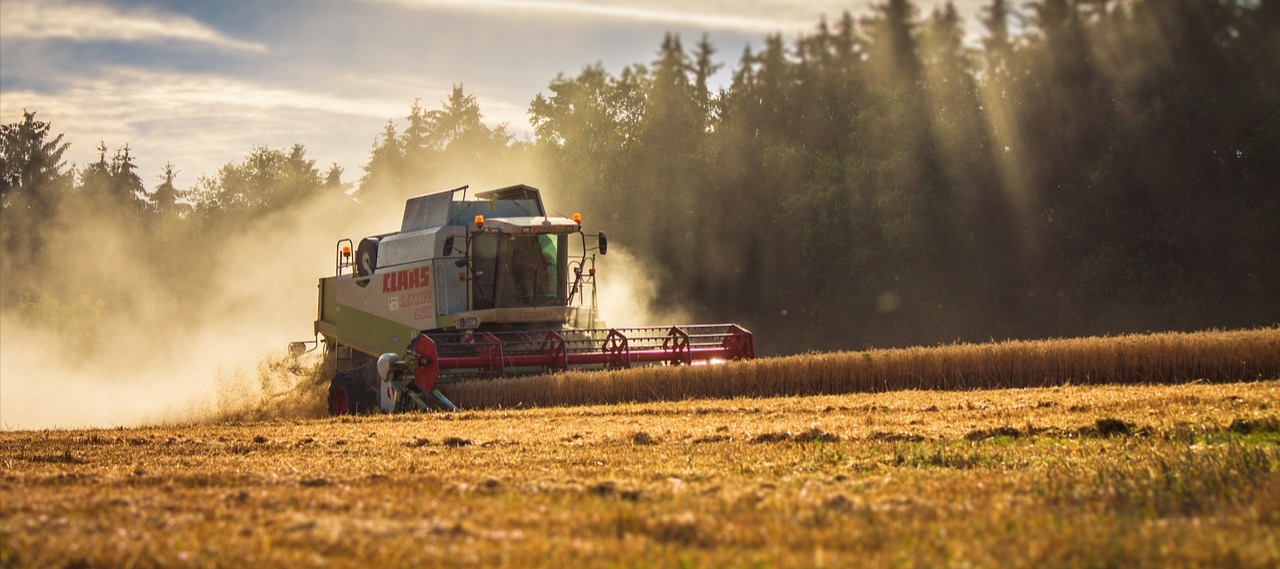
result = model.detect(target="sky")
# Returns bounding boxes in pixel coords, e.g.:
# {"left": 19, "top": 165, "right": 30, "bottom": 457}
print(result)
{"left": 1, "top": 0, "right": 994, "bottom": 189}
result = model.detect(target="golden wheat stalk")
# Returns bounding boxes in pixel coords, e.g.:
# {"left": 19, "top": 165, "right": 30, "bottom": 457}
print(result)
{"left": 439, "top": 327, "right": 1280, "bottom": 409}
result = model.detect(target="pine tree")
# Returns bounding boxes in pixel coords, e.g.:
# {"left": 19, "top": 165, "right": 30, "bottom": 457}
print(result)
{"left": 862, "top": 0, "right": 923, "bottom": 89}
{"left": 111, "top": 144, "right": 146, "bottom": 210}
{"left": 980, "top": 0, "right": 1015, "bottom": 77}
{"left": 79, "top": 141, "right": 114, "bottom": 199}
{"left": 358, "top": 120, "right": 403, "bottom": 197}
{"left": 1, "top": 110, "right": 72, "bottom": 211}
{"left": 692, "top": 34, "right": 721, "bottom": 125}
{"left": 323, "top": 163, "right": 347, "bottom": 192}
{"left": 150, "top": 162, "right": 182, "bottom": 217}
{"left": 0, "top": 110, "right": 73, "bottom": 282}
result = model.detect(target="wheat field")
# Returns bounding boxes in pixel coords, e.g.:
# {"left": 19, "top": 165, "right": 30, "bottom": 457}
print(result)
{"left": 440, "top": 327, "right": 1280, "bottom": 409}
{"left": 3, "top": 328, "right": 1279, "bottom": 567}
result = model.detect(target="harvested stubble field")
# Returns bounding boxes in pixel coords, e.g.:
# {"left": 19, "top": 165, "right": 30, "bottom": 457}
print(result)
{"left": 2, "top": 329, "right": 1279, "bottom": 568}
{"left": 3, "top": 383, "right": 1280, "bottom": 567}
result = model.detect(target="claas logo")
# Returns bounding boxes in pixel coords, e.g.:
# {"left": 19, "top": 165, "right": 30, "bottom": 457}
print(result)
{"left": 383, "top": 267, "right": 431, "bottom": 294}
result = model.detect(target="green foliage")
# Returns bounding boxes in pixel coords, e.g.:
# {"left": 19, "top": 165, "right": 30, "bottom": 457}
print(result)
{"left": 0, "top": 110, "right": 73, "bottom": 287}
{"left": 148, "top": 162, "right": 187, "bottom": 218}
{"left": 77, "top": 142, "right": 150, "bottom": 217}
{"left": 360, "top": 86, "right": 520, "bottom": 198}
{"left": 0, "top": 110, "right": 72, "bottom": 209}
{"left": 526, "top": 0, "right": 1280, "bottom": 352}
{"left": 189, "top": 143, "right": 324, "bottom": 218}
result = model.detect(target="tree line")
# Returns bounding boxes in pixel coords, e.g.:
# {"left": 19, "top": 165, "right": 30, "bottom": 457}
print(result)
{"left": 3, "top": 0, "right": 1278, "bottom": 354}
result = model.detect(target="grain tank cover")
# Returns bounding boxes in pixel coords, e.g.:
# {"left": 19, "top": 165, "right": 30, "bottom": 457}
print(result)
{"left": 400, "top": 184, "right": 547, "bottom": 233}
{"left": 401, "top": 192, "right": 453, "bottom": 232}
{"left": 474, "top": 184, "right": 544, "bottom": 208}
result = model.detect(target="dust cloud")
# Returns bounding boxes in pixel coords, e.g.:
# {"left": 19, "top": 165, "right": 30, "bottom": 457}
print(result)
{"left": 0, "top": 170, "right": 678, "bottom": 430}
{"left": 593, "top": 247, "right": 691, "bottom": 328}
{"left": 0, "top": 182, "right": 391, "bottom": 430}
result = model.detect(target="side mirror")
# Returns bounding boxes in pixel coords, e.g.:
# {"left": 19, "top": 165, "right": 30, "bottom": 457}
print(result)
{"left": 455, "top": 258, "right": 469, "bottom": 268}
{"left": 598, "top": 232, "right": 608, "bottom": 255}
{"left": 443, "top": 236, "right": 455, "bottom": 256}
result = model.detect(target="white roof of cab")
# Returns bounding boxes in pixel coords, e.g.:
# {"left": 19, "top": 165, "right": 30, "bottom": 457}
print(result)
{"left": 483, "top": 217, "right": 580, "bottom": 235}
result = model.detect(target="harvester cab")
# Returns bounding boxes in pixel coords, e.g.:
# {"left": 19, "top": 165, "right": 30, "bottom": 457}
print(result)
{"left": 301, "top": 184, "right": 755, "bottom": 415}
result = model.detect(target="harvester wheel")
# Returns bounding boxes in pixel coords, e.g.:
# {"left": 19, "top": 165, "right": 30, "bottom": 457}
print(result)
{"left": 328, "top": 370, "right": 378, "bottom": 415}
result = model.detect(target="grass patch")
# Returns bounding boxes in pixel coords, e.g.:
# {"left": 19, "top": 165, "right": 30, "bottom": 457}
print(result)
{"left": 1040, "top": 443, "right": 1279, "bottom": 517}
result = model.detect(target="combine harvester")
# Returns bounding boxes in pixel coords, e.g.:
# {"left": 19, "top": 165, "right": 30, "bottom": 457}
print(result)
{"left": 293, "top": 184, "right": 755, "bottom": 414}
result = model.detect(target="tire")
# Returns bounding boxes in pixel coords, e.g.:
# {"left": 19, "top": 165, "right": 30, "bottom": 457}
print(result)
{"left": 328, "top": 369, "right": 378, "bottom": 415}
{"left": 356, "top": 237, "right": 381, "bottom": 278}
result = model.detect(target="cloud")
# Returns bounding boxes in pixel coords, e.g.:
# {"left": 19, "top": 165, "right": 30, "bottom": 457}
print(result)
{"left": 366, "top": 0, "right": 837, "bottom": 34}
{"left": 0, "top": 68, "right": 387, "bottom": 182}
{"left": 0, "top": 67, "right": 525, "bottom": 185}
{"left": 363, "top": 0, "right": 999, "bottom": 37}
{"left": 0, "top": 0, "right": 266, "bottom": 52}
